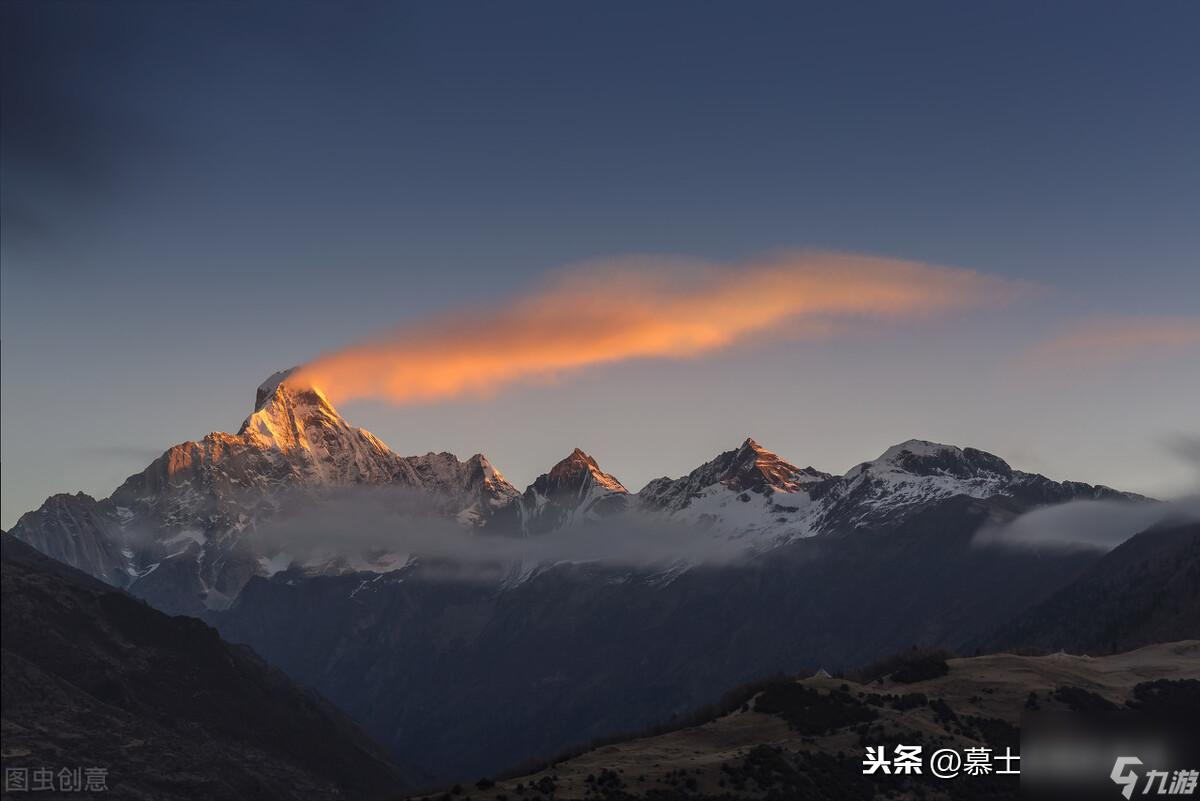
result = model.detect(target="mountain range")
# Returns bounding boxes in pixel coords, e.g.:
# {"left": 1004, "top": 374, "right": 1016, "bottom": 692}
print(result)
{"left": 9, "top": 370, "right": 1138, "bottom": 616}
{"left": 8, "top": 370, "right": 1193, "bottom": 783}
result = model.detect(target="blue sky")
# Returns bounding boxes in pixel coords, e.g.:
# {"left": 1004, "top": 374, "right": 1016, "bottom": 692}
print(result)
{"left": 3, "top": 1, "right": 1198, "bottom": 526}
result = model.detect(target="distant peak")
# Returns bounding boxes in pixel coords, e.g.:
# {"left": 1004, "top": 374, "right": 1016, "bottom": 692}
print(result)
{"left": 717, "top": 437, "right": 827, "bottom": 493}
{"left": 555, "top": 447, "right": 608, "bottom": 474}
{"left": 410, "top": 450, "right": 506, "bottom": 479}
{"left": 468, "top": 453, "right": 509, "bottom": 483}
{"left": 853, "top": 439, "right": 1012, "bottom": 480}
{"left": 544, "top": 448, "right": 628, "bottom": 494}
{"left": 555, "top": 447, "right": 599, "bottom": 472}
{"left": 878, "top": 439, "right": 959, "bottom": 461}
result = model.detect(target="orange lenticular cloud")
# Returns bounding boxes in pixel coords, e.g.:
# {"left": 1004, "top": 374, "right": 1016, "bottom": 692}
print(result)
{"left": 291, "top": 251, "right": 1021, "bottom": 405}
{"left": 1018, "top": 315, "right": 1200, "bottom": 369}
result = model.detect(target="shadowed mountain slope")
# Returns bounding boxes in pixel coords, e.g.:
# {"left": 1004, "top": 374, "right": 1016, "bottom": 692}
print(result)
{"left": 985, "top": 520, "right": 1200, "bottom": 654}
{"left": 0, "top": 535, "right": 418, "bottom": 801}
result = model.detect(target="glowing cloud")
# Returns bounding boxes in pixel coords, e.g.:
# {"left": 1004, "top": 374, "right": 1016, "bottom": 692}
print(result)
{"left": 1018, "top": 316, "right": 1200, "bottom": 370}
{"left": 292, "top": 251, "right": 1021, "bottom": 405}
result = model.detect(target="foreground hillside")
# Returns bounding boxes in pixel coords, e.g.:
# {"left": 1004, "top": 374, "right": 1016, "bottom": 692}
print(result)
{"left": 423, "top": 641, "right": 1200, "bottom": 801}
{"left": 0, "top": 535, "right": 416, "bottom": 801}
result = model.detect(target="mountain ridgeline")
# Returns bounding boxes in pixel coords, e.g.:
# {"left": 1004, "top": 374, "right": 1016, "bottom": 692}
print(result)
{"left": 9, "top": 370, "right": 1193, "bottom": 782}
{"left": 9, "top": 370, "right": 1138, "bottom": 616}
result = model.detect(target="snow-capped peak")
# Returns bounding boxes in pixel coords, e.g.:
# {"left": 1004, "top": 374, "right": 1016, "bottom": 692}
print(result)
{"left": 406, "top": 451, "right": 521, "bottom": 524}
{"left": 846, "top": 439, "right": 1013, "bottom": 482}
{"left": 546, "top": 448, "right": 629, "bottom": 495}
{"left": 639, "top": 438, "right": 830, "bottom": 515}
{"left": 236, "top": 372, "right": 521, "bottom": 516}
{"left": 725, "top": 437, "right": 830, "bottom": 493}
{"left": 807, "top": 439, "right": 1024, "bottom": 534}
{"left": 630, "top": 439, "right": 832, "bottom": 547}
{"left": 238, "top": 378, "right": 365, "bottom": 456}
{"left": 255, "top": 366, "right": 300, "bottom": 410}
{"left": 6, "top": 368, "right": 530, "bottom": 609}
{"left": 506, "top": 449, "right": 629, "bottom": 535}
{"left": 879, "top": 438, "right": 950, "bottom": 460}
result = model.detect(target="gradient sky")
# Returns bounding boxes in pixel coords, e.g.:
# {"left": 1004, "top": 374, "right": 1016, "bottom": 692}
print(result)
{"left": 3, "top": 0, "right": 1199, "bottom": 527}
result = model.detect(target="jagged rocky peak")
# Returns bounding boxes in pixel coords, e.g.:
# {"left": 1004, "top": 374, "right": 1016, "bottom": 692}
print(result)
{"left": 634, "top": 437, "right": 830, "bottom": 524}
{"left": 722, "top": 437, "right": 830, "bottom": 493}
{"left": 542, "top": 448, "right": 628, "bottom": 496}
{"left": 6, "top": 492, "right": 130, "bottom": 588}
{"left": 648, "top": 437, "right": 828, "bottom": 497}
{"left": 408, "top": 451, "right": 520, "bottom": 509}
{"left": 250, "top": 366, "right": 336, "bottom": 418}
{"left": 255, "top": 367, "right": 300, "bottom": 409}
{"left": 509, "top": 448, "right": 629, "bottom": 534}
{"left": 462, "top": 453, "right": 519, "bottom": 495}
{"left": 240, "top": 368, "right": 371, "bottom": 455}
{"left": 852, "top": 439, "right": 1013, "bottom": 481}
